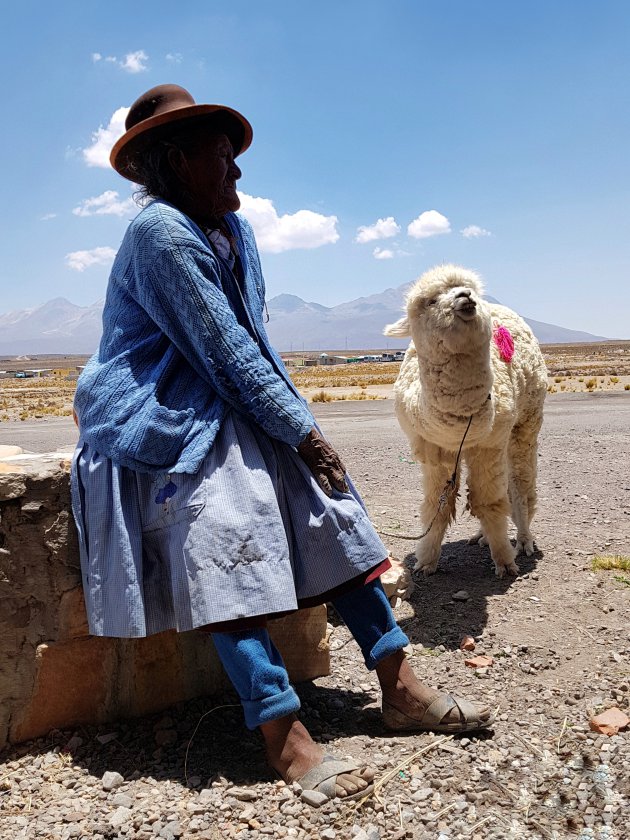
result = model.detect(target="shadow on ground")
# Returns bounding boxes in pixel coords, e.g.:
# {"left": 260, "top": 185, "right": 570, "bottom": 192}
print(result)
{"left": 4, "top": 683, "right": 413, "bottom": 789}
{"left": 399, "top": 538, "right": 542, "bottom": 650}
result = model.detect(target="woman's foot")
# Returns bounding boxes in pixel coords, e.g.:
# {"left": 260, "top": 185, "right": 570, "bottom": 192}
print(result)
{"left": 260, "top": 715, "right": 375, "bottom": 798}
{"left": 376, "top": 650, "right": 492, "bottom": 731}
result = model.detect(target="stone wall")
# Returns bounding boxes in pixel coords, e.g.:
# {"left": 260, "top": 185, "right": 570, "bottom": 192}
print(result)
{"left": 0, "top": 450, "right": 329, "bottom": 751}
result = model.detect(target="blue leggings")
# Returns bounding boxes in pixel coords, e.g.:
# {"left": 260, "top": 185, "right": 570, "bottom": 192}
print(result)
{"left": 212, "top": 578, "right": 409, "bottom": 729}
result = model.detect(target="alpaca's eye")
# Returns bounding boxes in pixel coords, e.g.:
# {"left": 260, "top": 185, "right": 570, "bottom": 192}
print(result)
{"left": 427, "top": 299, "right": 437, "bottom": 306}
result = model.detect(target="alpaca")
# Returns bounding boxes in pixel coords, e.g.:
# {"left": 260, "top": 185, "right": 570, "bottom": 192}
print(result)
{"left": 384, "top": 264, "right": 547, "bottom": 578}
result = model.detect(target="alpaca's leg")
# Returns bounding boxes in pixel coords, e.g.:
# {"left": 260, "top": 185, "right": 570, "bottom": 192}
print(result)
{"left": 467, "top": 528, "right": 488, "bottom": 547}
{"left": 415, "top": 459, "right": 459, "bottom": 575}
{"left": 466, "top": 448, "right": 518, "bottom": 577}
{"left": 508, "top": 429, "right": 540, "bottom": 556}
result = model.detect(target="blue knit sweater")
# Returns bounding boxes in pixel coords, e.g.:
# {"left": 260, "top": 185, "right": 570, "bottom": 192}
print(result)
{"left": 74, "top": 200, "right": 314, "bottom": 474}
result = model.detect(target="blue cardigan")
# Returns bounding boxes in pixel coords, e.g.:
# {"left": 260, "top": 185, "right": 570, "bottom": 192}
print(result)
{"left": 74, "top": 200, "right": 314, "bottom": 474}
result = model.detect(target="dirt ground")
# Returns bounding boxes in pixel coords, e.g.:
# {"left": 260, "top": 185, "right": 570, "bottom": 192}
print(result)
{"left": 0, "top": 392, "right": 628, "bottom": 839}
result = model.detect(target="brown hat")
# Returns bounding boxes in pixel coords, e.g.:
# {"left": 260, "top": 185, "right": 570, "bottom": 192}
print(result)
{"left": 110, "top": 84, "right": 253, "bottom": 181}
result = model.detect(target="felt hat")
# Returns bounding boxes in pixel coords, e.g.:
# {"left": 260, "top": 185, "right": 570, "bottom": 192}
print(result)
{"left": 110, "top": 84, "right": 253, "bottom": 181}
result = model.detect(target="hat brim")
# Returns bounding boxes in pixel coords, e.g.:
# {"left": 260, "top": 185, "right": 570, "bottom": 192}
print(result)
{"left": 110, "top": 103, "right": 253, "bottom": 181}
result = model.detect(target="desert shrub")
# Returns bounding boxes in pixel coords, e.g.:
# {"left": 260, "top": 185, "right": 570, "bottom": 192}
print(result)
{"left": 625, "top": 384, "right": 630, "bottom": 391}
{"left": 547, "top": 385, "right": 557, "bottom": 394}
{"left": 585, "top": 378, "right": 597, "bottom": 390}
{"left": 610, "top": 376, "right": 619, "bottom": 384}
{"left": 554, "top": 376, "right": 564, "bottom": 383}
{"left": 311, "top": 390, "right": 333, "bottom": 403}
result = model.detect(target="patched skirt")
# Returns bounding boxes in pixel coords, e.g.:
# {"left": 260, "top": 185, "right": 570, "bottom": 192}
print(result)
{"left": 71, "top": 410, "right": 388, "bottom": 638}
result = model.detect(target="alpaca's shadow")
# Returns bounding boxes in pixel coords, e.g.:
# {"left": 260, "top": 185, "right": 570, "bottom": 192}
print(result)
{"left": 400, "top": 538, "right": 542, "bottom": 650}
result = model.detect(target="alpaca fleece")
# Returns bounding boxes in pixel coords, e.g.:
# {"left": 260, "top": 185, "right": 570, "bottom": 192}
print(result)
{"left": 384, "top": 264, "right": 547, "bottom": 577}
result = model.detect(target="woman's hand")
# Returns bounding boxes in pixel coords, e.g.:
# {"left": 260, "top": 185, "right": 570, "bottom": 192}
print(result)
{"left": 297, "top": 427, "right": 350, "bottom": 497}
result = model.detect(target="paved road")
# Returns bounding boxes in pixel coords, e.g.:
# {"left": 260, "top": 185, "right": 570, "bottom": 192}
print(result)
{"left": 0, "top": 391, "right": 628, "bottom": 454}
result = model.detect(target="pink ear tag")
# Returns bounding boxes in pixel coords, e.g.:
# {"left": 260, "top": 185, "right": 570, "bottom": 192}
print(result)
{"left": 493, "top": 324, "right": 514, "bottom": 363}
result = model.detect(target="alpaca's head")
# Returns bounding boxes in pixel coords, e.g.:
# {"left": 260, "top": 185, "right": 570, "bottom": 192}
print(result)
{"left": 384, "top": 264, "right": 492, "bottom": 353}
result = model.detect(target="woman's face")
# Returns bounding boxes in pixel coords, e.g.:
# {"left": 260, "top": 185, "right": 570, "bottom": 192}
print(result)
{"left": 173, "top": 131, "right": 242, "bottom": 224}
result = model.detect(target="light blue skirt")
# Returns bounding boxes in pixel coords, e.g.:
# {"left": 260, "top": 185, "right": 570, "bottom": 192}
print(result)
{"left": 71, "top": 410, "right": 388, "bottom": 637}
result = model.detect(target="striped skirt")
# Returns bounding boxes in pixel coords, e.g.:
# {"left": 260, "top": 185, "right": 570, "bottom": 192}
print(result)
{"left": 71, "top": 410, "right": 388, "bottom": 638}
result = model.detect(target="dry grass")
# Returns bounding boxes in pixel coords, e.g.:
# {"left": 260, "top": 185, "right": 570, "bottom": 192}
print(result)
{"left": 291, "top": 362, "right": 400, "bottom": 390}
{"left": 0, "top": 376, "right": 76, "bottom": 422}
{"left": 591, "top": 554, "right": 630, "bottom": 571}
{"left": 0, "top": 342, "right": 627, "bottom": 420}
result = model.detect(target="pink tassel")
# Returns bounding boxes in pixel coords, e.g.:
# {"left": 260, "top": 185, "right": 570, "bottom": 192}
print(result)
{"left": 493, "top": 324, "right": 514, "bottom": 363}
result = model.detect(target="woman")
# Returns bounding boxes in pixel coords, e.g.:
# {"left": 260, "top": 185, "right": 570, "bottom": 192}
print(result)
{"left": 72, "top": 84, "right": 491, "bottom": 803}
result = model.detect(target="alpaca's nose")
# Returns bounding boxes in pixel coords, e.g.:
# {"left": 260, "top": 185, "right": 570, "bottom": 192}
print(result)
{"left": 453, "top": 289, "right": 477, "bottom": 320}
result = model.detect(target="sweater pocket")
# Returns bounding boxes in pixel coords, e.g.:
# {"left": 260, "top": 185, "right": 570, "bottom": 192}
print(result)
{"left": 119, "top": 399, "right": 195, "bottom": 469}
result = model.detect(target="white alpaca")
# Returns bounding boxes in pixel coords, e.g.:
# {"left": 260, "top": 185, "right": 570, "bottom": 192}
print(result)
{"left": 384, "top": 265, "right": 547, "bottom": 578}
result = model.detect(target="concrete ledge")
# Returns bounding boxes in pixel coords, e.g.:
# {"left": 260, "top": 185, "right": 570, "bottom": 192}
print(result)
{"left": 0, "top": 451, "right": 330, "bottom": 750}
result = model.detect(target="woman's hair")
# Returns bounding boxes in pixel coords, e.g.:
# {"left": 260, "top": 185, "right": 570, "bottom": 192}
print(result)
{"left": 129, "top": 136, "right": 189, "bottom": 206}
{"left": 128, "top": 125, "right": 223, "bottom": 207}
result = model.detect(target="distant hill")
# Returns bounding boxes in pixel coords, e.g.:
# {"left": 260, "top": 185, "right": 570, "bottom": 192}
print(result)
{"left": 264, "top": 285, "right": 610, "bottom": 351}
{"left": 0, "top": 286, "right": 610, "bottom": 355}
{"left": 0, "top": 298, "right": 103, "bottom": 356}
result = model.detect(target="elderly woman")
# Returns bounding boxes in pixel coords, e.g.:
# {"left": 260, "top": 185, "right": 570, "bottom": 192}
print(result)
{"left": 72, "top": 85, "right": 491, "bottom": 803}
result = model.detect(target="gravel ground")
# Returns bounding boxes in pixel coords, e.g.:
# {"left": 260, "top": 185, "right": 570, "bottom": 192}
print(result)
{"left": 1, "top": 393, "right": 629, "bottom": 839}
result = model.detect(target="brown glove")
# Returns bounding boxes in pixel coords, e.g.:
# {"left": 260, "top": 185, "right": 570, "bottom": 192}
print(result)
{"left": 297, "top": 427, "right": 350, "bottom": 497}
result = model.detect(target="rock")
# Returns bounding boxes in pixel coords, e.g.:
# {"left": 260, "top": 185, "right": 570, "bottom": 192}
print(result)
{"left": 108, "top": 806, "right": 133, "bottom": 827}
{"left": 464, "top": 655, "right": 494, "bottom": 668}
{"left": 380, "top": 556, "right": 414, "bottom": 603}
{"left": 299, "top": 789, "right": 329, "bottom": 807}
{"left": 111, "top": 793, "right": 133, "bottom": 808}
{"left": 0, "top": 445, "right": 24, "bottom": 457}
{"left": 320, "top": 829, "right": 336, "bottom": 839}
{"left": 238, "top": 805, "right": 257, "bottom": 822}
{"left": 589, "top": 707, "right": 630, "bottom": 735}
{"left": 459, "top": 635, "right": 476, "bottom": 651}
{"left": 227, "top": 786, "right": 258, "bottom": 801}
{"left": 101, "top": 771, "right": 124, "bottom": 791}
{"left": 452, "top": 590, "right": 470, "bottom": 601}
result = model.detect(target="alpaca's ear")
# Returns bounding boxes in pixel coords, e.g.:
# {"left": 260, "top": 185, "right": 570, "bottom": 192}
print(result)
{"left": 384, "top": 316, "right": 410, "bottom": 337}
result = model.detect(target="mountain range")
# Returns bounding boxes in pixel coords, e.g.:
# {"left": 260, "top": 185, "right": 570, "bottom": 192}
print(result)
{"left": 0, "top": 285, "right": 610, "bottom": 356}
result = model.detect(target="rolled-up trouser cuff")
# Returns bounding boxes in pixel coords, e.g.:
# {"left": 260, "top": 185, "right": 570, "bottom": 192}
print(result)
{"left": 242, "top": 686, "right": 301, "bottom": 730}
{"left": 364, "top": 625, "right": 409, "bottom": 670}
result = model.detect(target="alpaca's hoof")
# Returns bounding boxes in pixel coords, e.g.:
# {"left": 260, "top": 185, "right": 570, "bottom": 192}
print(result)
{"left": 516, "top": 538, "right": 536, "bottom": 557}
{"left": 414, "top": 544, "right": 440, "bottom": 575}
{"left": 495, "top": 560, "right": 520, "bottom": 578}
{"left": 467, "top": 529, "right": 488, "bottom": 547}
{"left": 413, "top": 557, "right": 439, "bottom": 576}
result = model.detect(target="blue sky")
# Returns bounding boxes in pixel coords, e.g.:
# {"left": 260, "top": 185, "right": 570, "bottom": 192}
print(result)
{"left": 2, "top": 0, "right": 629, "bottom": 338}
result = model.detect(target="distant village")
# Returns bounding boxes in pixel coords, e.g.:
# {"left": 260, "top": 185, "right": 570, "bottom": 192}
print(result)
{"left": 0, "top": 352, "right": 405, "bottom": 379}
{"left": 281, "top": 351, "right": 404, "bottom": 367}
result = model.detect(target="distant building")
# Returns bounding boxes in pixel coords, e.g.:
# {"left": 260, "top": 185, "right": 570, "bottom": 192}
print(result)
{"left": 318, "top": 354, "right": 348, "bottom": 366}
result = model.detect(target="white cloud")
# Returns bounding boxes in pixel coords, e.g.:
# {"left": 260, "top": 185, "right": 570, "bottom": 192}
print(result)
{"left": 355, "top": 216, "right": 400, "bottom": 243}
{"left": 73, "top": 190, "right": 137, "bottom": 218}
{"left": 461, "top": 225, "right": 492, "bottom": 239}
{"left": 373, "top": 247, "right": 395, "bottom": 260}
{"left": 92, "top": 50, "right": 148, "bottom": 73}
{"left": 40, "top": 213, "right": 57, "bottom": 221}
{"left": 238, "top": 192, "right": 339, "bottom": 253}
{"left": 65, "top": 246, "right": 116, "bottom": 272}
{"left": 120, "top": 50, "right": 148, "bottom": 73}
{"left": 166, "top": 52, "right": 183, "bottom": 64}
{"left": 407, "top": 210, "right": 451, "bottom": 240}
{"left": 82, "top": 107, "right": 129, "bottom": 168}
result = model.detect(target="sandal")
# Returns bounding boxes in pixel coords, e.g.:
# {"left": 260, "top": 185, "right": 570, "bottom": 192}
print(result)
{"left": 297, "top": 755, "right": 375, "bottom": 806}
{"left": 382, "top": 693, "right": 493, "bottom": 733}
